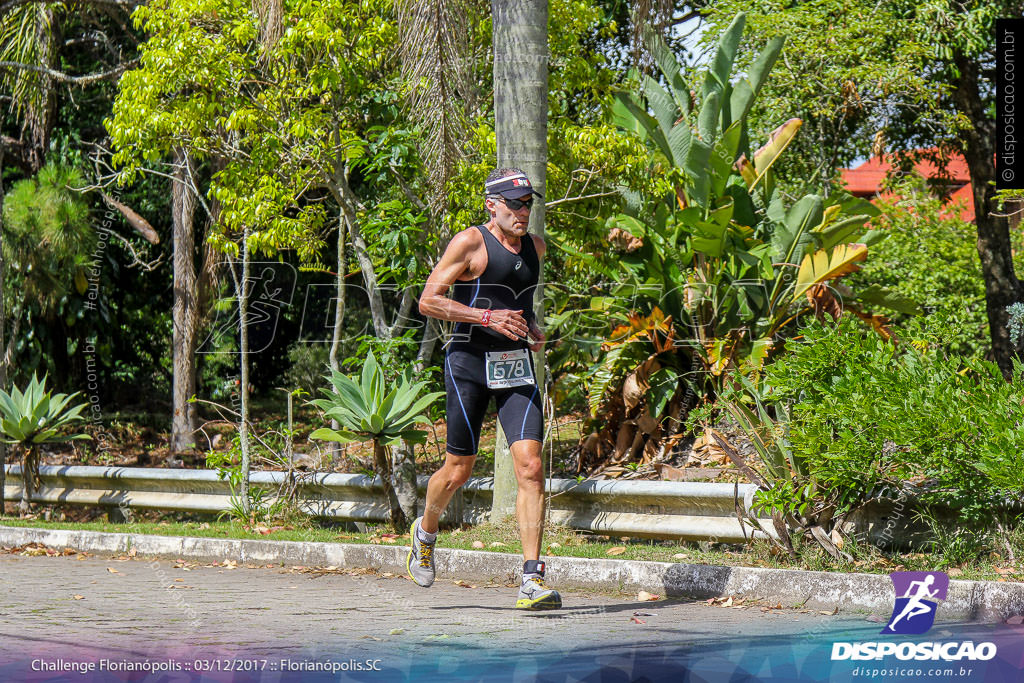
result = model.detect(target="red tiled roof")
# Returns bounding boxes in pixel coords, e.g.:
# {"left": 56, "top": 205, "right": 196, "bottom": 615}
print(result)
{"left": 940, "top": 183, "right": 976, "bottom": 223}
{"left": 839, "top": 149, "right": 974, "bottom": 222}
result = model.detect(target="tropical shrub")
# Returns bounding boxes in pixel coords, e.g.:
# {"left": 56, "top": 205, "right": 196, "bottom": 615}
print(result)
{"left": 723, "top": 317, "right": 1024, "bottom": 557}
{"left": 571, "top": 14, "right": 906, "bottom": 471}
{"left": 309, "top": 352, "right": 442, "bottom": 528}
{"left": 0, "top": 374, "right": 90, "bottom": 515}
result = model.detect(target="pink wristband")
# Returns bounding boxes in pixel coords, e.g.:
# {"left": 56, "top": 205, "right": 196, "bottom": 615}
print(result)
{"left": 481, "top": 309, "right": 492, "bottom": 326}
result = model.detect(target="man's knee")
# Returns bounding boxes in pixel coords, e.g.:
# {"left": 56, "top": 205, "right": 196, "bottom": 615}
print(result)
{"left": 515, "top": 456, "right": 544, "bottom": 487}
{"left": 441, "top": 455, "right": 475, "bottom": 489}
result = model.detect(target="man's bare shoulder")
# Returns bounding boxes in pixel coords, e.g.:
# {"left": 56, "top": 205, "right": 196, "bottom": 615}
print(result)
{"left": 446, "top": 226, "right": 485, "bottom": 255}
{"left": 530, "top": 232, "right": 547, "bottom": 256}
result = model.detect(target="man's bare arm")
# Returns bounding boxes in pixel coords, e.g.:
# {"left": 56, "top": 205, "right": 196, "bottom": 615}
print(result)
{"left": 419, "top": 231, "right": 529, "bottom": 341}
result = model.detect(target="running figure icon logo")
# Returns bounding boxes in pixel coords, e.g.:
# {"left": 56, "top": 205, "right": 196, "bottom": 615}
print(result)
{"left": 882, "top": 571, "right": 949, "bottom": 635}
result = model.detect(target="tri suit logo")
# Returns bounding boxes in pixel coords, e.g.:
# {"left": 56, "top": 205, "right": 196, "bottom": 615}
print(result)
{"left": 883, "top": 571, "right": 949, "bottom": 635}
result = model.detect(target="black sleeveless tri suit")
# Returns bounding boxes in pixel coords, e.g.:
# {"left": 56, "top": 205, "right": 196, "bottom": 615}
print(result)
{"left": 444, "top": 225, "right": 544, "bottom": 456}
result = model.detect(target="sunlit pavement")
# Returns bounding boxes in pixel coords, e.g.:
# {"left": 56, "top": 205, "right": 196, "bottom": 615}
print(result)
{"left": 4, "top": 552, "right": 1010, "bottom": 682}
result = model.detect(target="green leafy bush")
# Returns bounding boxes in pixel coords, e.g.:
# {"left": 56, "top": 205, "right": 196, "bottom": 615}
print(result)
{"left": 846, "top": 178, "right": 1024, "bottom": 361}
{"left": 764, "top": 316, "right": 1024, "bottom": 528}
{"left": 284, "top": 342, "right": 330, "bottom": 397}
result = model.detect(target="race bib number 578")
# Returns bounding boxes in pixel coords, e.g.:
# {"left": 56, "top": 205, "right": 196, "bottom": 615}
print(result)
{"left": 485, "top": 349, "right": 535, "bottom": 389}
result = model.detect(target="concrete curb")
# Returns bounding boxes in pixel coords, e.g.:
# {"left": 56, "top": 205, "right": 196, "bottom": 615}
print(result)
{"left": 2, "top": 525, "right": 1021, "bottom": 623}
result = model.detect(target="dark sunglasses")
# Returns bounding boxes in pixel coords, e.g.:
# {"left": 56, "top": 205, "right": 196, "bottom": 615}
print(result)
{"left": 497, "top": 196, "right": 534, "bottom": 211}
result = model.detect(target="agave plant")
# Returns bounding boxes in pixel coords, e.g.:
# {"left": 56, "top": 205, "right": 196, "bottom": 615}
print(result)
{"left": 0, "top": 374, "right": 90, "bottom": 515}
{"left": 309, "top": 352, "right": 443, "bottom": 528}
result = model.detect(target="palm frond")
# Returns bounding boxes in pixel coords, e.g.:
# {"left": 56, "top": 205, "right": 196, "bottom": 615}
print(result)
{"left": 630, "top": 0, "right": 675, "bottom": 73}
{"left": 395, "top": 0, "right": 474, "bottom": 213}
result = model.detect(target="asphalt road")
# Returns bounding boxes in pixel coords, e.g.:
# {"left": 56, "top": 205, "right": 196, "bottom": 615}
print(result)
{"left": 0, "top": 550, "right": 955, "bottom": 682}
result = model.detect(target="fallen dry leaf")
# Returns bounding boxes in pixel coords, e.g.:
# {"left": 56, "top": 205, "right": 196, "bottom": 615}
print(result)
{"left": 721, "top": 597, "right": 733, "bottom": 608}
{"left": 73, "top": 595, "right": 84, "bottom": 600}
{"left": 671, "top": 553, "right": 687, "bottom": 560}
{"left": 128, "top": 548, "right": 138, "bottom": 558}
{"left": 454, "top": 580, "right": 476, "bottom": 589}
{"left": 606, "top": 546, "right": 627, "bottom": 556}
{"left": 106, "top": 568, "right": 120, "bottom": 574}
{"left": 471, "top": 541, "right": 485, "bottom": 549}
{"left": 630, "top": 616, "right": 646, "bottom": 625}
{"left": 489, "top": 542, "right": 505, "bottom": 548}
{"left": 1006, "top": 615, "right": 1023, "bottom": 625}
{"left": 389, "top": 628, "right": 405, "bottom": 636}
{"left": 637, "top": 591, "right": 659, "bottom": 601}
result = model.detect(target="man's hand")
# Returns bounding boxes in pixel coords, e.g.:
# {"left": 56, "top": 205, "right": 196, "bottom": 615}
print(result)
{"left": 527, "top": 321, "right": 546, "bottom": 352}
{"left": 488, "top": 309, "right": 529, "bottom": 342}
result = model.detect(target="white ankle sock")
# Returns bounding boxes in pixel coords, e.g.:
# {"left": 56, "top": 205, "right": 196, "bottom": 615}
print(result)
{"left": 416, "top": 525, "right": 437, "bottom": 544}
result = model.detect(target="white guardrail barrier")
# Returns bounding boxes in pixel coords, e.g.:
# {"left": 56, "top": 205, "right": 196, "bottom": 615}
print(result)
{"left": 2, "top": 465, "right": 775, "bottom": 542}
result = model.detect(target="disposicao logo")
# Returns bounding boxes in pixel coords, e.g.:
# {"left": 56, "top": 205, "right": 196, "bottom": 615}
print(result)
{"left": 883, "top": 571, "right": 948, "bottom": 635}
{"left": 831, "top": 571, "right": 997, "bottom": 663}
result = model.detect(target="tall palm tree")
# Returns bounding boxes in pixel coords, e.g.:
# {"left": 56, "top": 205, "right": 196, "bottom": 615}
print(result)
{"left": 489, "top": 0, "right": 548, "bottom": 521}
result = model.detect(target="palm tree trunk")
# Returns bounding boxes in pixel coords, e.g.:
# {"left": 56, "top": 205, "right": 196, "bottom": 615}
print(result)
{"left": 373, "top": 439, "right": 406, "bottom": 529}
{"left": 490, "top": 0, "right": 548, "bottom": 522}
{"left": 171, "top": 149, "right": 199, "bottom": 453}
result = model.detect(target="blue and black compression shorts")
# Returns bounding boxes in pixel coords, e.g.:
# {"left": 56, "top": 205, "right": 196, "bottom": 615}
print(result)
{"left": 444, "top": 344, "right": 544, "bottom": 456}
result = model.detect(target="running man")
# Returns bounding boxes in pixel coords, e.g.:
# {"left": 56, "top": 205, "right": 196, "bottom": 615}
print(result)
{"left": 408, "top": 167, "right": 561, "bottom": 610}
{"left": 885, "top": 574, "right": 939, "bottom": 632}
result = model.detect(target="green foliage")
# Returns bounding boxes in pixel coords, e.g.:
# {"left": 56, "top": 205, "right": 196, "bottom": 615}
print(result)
{"left": 846, "top": 178, "right": 1005, "bottom": 361}
{"left": 0, "top": 373, "right": 90, "bottom": 513}
{"left": 0, "top": 374, "right": 90, "bottom": 446}
{"left": 577, "top": 15, "right": 897, "bottom": 466}
{"left": 701, "top": 0, "right": 955, "bottom": 193}
{"left": 309, "top": 351, "right": 442, "bottom": 446}
{"left": 206, "top": 430, "right": 291, "bottom": 524}
{"left": 1008, "top": 302, "right": 1024, "bottom": 348}
{"left": 284, "top": 342, "right": 330, "bottom": 397}
{"left": 915, "top": 506, "right": 993, "bottom": 569}
{"left": 108, "top": 0, "right": 399, "bottom": 261}
{"left": 3, "top": 162, "right": 96, "bottom": 308}
{"left": 764, "top": 316, "right": 1024, "bottom": 528}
